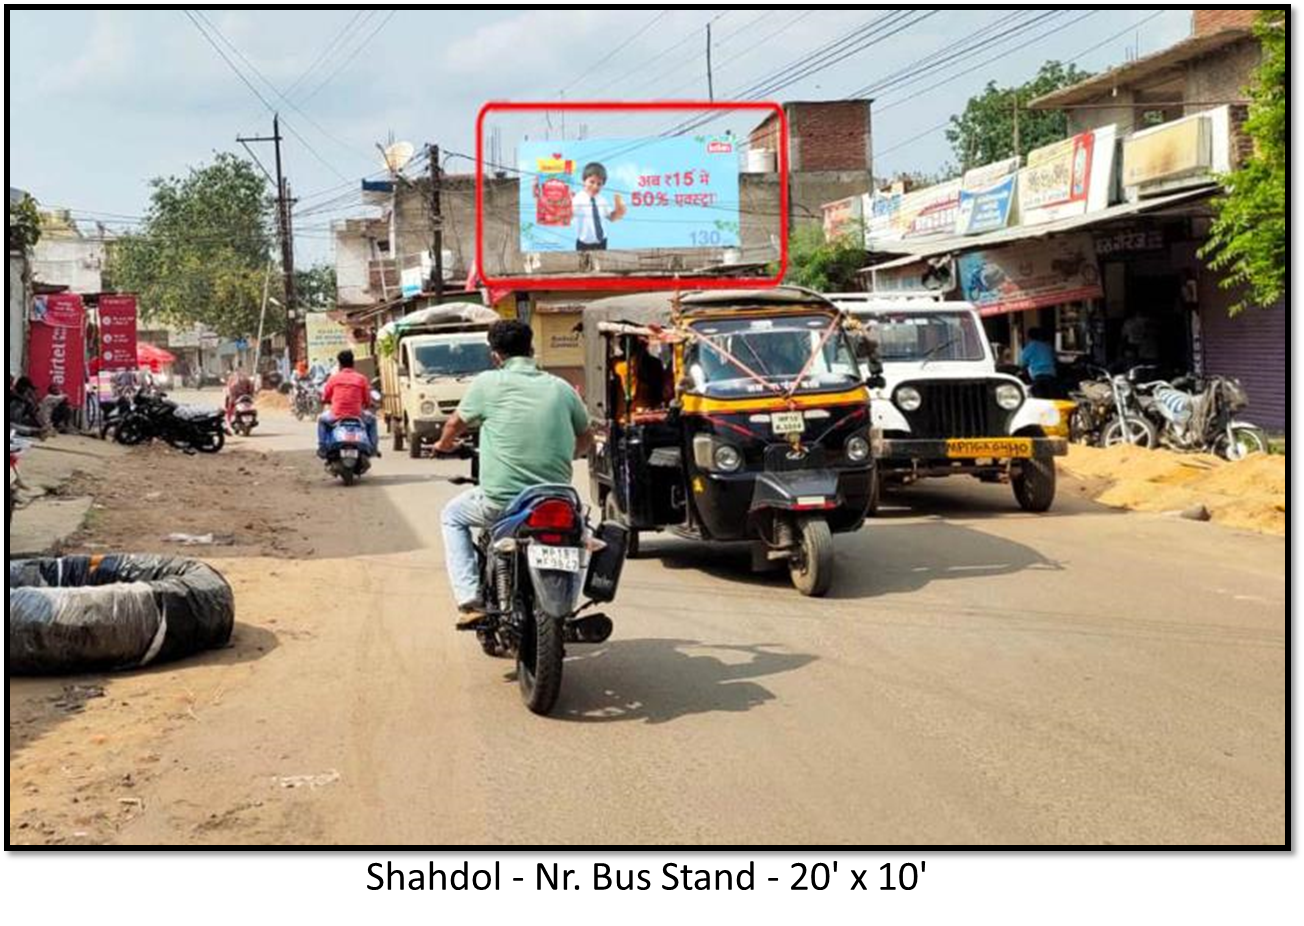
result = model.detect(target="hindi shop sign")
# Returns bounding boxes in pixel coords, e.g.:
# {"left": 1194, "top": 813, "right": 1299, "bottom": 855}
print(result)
{"left": 955, "top": 158, "right": 1019, "bottom": 235}
{"left": 27, "top": 293, "right": 87, "bottom": 407}
{"left": 864, "top": 180, "right": 961, "bottom": 246}
{"left": 956, "top": 234, "right": 1103, "bottom": 317}
{"left": 518, "top": 137, "right": 740, "bottom": 253}
{"left": 1018, "top": 125, "right": 1117, "bottom": 226}
{"left": 97, "top": 294, "right": 139, "bottom": 370}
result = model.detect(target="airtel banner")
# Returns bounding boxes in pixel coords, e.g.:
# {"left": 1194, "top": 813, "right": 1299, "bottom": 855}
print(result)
{"left": 98, "top": 294, "right": 139, "bottom": 370}
{"left": 27, "top": 293, "right": 87, "bottom": 407}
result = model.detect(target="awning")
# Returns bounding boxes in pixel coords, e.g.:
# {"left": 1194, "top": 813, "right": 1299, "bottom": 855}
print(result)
{"left": 863, "top": 185, "right": 1218, "bottom": 272}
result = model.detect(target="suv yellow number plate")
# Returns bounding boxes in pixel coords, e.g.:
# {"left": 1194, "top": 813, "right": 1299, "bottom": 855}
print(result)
{"left": 946, "top": 438, "right": 1032, "bottom": 458}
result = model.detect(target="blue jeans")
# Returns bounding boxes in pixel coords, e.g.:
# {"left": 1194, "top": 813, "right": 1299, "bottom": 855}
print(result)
{"left": 318, "top": 411, "right": 377, "bottom": 454}
{"left": 441, "top": 487, "right": 503, "bottom": 607}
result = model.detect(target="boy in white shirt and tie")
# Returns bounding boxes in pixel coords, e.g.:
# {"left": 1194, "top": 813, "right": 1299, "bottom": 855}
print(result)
{"left": 571, "top": 161, "right": 626, "bottom": 251}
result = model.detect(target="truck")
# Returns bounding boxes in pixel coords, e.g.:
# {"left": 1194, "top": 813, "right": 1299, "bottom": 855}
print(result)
{"left": 830, "top": 293, "right": 1069, "bottom": 513}
{"left": 376, "top": 303, "right": 500, "bottom": 458}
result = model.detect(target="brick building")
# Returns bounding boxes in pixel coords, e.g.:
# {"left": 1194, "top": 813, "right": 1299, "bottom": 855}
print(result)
{"left": 748, "top": 100, "right": 874, "bottom": 174}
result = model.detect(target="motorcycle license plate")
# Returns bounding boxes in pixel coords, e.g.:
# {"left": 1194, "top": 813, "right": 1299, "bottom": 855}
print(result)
{"left": 771, "top": 411, "right": 805, "bottom": 435}
{"left": 946, "top": 438, "right": 1032, "bottom": 458}
{"left": 340, "top": 448, "right": 360, "bottom": 460}
{"left": 527, "top": 545, "right": 582, "bottom": 573}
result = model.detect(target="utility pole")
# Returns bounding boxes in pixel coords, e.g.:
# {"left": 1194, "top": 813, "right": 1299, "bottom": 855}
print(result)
{"left": 1011, "top": 92, "right": 1021, "bottom": 160}
{"left": 429, "top": 144, "right": 444, "bottom": 302}
{"left": 706, "top": 23, "right": 715, "bottom": 101}
{"left": 237, "top": 114, "right": 299, "bottom": 364}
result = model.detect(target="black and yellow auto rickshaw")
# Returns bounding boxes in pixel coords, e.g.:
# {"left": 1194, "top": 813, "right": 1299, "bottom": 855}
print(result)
{"left": 583, "top": 287, "right": 879, "bottom": 597}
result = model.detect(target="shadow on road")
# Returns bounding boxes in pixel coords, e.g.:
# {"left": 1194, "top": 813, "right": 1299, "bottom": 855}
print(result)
{"left": 8, "top": 621, "right": 279, "bottom": 761}
{"left": 550, "top": 638, "right": 816, "bottom": 724}
{"left": 872, "top": 476, "right": 1119, "bottom": 521}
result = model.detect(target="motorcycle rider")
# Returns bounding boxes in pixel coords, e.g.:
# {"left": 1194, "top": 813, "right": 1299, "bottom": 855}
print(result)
{"left": 434, "top": 319, "right": 592, "bottom": 628}
{"left": 316, "top": 349, "right": 380, "bottom": 459}
{"left": 224, "top": 366, "right": 255, "bottom": 427}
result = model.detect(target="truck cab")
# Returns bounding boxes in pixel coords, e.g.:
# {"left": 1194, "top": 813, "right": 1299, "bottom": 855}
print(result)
{"left": 377, "top": 303, "right": 499, "bottom": 458}
{"left": 829, "top": 294, "right": 1068, "bottom": 512}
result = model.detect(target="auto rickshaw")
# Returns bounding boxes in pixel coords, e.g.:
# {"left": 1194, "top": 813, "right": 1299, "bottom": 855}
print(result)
{"left": 583, "top": 287, "right": 879, "bottom": 597}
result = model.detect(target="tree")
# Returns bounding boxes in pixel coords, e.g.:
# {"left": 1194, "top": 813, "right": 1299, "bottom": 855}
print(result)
{"left": 781, "top": 223, "right": 866, "bottom": 293}
{"left": 295, "top": 264, "right": 337, "bottom": 313}
{"left": 945, "top": 61, "right": 1093, "bottom": 170}
{"left": 1200, "top": 9, "right": 1286, "bottom": 314}
{"left": 109, "top": 153, "right": 277, "bottom": 338}
{"left": 8, "top": 192, "right": 42, "bottom": 252}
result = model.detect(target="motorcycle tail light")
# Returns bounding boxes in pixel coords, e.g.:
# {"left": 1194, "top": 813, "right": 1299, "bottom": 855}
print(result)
{"left": 527, "top": 499, "right": 577, "bottom": 531}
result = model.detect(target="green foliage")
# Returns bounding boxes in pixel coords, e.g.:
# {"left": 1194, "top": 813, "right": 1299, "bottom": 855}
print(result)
{"left": 108, "top": 153, "right": 277, "bottom": 338}
{"left": 1200, "top": 9, "right": 1286, "bottom": 314}
{"left": 781, "top": 223, "right": 865, "bottom": 293}
{"left": 945, "top": 61, "right": 1093, "bottom": 169}
{"left": 296, "top": 263, "right": 337, "bottom": 312}
{"left": 8, "top": 193, "right": 42, "bottom": 252}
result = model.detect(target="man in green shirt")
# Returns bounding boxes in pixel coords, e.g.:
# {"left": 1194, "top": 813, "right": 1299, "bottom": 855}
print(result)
{"left": 435, "top": 319, "right": 591, "bottom": 627}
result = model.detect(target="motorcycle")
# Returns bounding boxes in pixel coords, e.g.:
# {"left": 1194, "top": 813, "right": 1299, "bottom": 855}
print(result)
{"left": 8, "top": 429, "right": 32, "bottom": 532}
{"left": 324, "top": 417, "right": 374, "bottom": 486}
{"left": 1135, "top": 374, "right": 1266, "bottom": 460}
{"left": 441, "top": 448, "right": 627, "bottom": 716}
{"left": 231, "top": 394, "right": 259, "bottom": 436}
{"left": 114, "top": 392, "right": 226, "bottom": 454}
{"left": 292, "top": 381, "right": 321, "bottom": 421}
{"left": 1080, "top": 366, "right": 1158, "bottom": 449}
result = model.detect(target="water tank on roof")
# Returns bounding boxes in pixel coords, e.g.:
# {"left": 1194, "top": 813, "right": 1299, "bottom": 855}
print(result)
{"left": 745, "top": 148, "right": 777, "bottom": 174}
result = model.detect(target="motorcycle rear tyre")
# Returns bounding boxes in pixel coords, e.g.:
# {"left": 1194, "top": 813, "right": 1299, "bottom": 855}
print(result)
{"left": 1215, "top": 426, "right": 1267, "bottom": 461}
{"left": 518, "top": 605, "right": 563, "bottom": 716}
{"left": 195, "top": 429, "right": 225, "bottom": 454}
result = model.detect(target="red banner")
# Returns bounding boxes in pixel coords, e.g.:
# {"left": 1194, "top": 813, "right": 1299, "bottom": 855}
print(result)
{"left": 27, "top": 296, "right": 87, "bottom": 408}
{"left": 98, "top": 293, "right": 139, "bottom": 370}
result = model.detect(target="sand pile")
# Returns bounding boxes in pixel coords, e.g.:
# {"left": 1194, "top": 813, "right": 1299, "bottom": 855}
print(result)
{"left": 256, "top": 390, "right": 291, "bottom": 411}
{"left": 1060, "top": 444, "right": 1286, "bottom": 536}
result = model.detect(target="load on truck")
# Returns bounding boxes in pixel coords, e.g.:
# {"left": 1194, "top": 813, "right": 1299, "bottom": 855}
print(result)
{"left": 830, "top": 293, "right": 1069, "bottom": 513}
{"left": 376, "top": 302, "right": 500, "bottom": 458}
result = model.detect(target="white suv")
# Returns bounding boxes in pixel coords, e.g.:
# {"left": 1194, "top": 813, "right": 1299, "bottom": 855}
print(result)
{"left": 831, "top": 294, "right": 1067, "bottom": 513}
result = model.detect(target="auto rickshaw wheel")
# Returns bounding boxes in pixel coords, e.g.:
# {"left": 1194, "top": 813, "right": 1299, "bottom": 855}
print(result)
{"left": 789, "top": 517, "right": 834, "bottom": 597}
{"left": 603, "top": 493, "right": 639, "bottom": 559}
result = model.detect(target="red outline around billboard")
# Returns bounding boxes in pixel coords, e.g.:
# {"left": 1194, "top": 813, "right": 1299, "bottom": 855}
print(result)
{"left": 475, "top": 101, "right": 789, "bottom": 291}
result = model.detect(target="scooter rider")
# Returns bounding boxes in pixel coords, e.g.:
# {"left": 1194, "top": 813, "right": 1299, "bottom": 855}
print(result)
{"left": 434, "top": 319, "right": 592, "bottom": 628}
{"left": 317, "top": 350, "right": 380, "bottom": 458}
{"left": 225, "top": 367, "right": 255, "bottom": 427}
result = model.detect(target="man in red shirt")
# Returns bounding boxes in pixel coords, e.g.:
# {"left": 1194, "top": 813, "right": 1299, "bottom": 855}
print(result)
{"left": 317, "top": 350, "right": 380, "bottom": 458}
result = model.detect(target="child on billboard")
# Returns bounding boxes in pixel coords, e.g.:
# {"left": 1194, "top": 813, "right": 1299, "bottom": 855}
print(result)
{"left": 571, "top": 162, "right": 626, "bottom": 251}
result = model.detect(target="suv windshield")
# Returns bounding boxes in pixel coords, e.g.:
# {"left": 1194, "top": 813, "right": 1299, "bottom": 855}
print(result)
{"left": 864, "top": 311, "right": 986, "bottom": 362}
{"left": 686, "top": 315, "right": 861, "bottom": 397}
{"left": 410, "top": 339, "right": 492, "bottom": 377}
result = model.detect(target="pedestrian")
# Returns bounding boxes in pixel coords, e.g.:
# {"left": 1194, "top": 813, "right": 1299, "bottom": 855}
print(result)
{"left": 1021, "top": 327, "right": 1060, "bottom": 399}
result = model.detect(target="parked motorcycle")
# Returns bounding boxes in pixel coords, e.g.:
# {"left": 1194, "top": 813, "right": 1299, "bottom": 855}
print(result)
{"left": 441, "top": 449, "right": 627, "bottom": 716}
{"left": 231, "top": 394, "right": 259, "bottom": 436}
{"left": 1081, "top": 367, "right": 1159, "bottom": 449}
{"left": 324, "top": 417, "right": 374, "bottom": 486}
{"left": 1134, "top": 374, "right": 1266, "bottom": 460}
{"left": 114, "top": 392, "right": 226, "bottom": 454}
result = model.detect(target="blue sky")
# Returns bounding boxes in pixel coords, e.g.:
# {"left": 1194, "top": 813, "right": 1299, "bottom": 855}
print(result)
{"left": 9, "top": 8, "right": 1193, "bottom": 264}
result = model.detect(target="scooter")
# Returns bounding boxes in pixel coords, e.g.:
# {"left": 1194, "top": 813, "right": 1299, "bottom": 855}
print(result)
{"left": 324, "top": 418, "right": 374, "bottom": 486}
{"left": 231, "top": 394, "right": 259, "bottom": 436}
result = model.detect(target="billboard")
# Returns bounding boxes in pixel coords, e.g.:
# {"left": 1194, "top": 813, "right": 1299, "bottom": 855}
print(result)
{"left": 1018, "top": 125, "right": 1117, "bottom": 225}
{"left": 27, "top": 293, "right": 86, "bottom": 407}
{"left": 955, "top": 158, "right": 1019, "bottom": 235}
{"left": 97, "top": 294, "right": 138, "bottom": 370}
{"left": 305, "top": 312, "right": 351, "bottom": 367}
{"left": 864, "top": 179, "right": 962, "bottom": 247}
{"left": 956, "top": 234, "right": 1103, "bottom": 317}
{"left": 822, "top": 195, "right": 863, "bottom": 241}
{"left": 517, "top": 136, "right": 740, "bottom": 254}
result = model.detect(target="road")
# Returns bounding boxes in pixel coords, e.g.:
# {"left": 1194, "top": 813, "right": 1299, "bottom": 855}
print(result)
{"left": 10, "top": 398, "right": 1286, "bottom": 845}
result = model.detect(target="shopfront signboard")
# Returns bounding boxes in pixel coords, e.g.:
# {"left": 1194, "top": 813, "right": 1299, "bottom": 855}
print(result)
{"left": 955, "top": 157, "right": 1019, "bottom": 235}
{"left": 1018, "top": 125, "right": 1117, "bottom": 225}
{"left": 97, "top": 294, "right": 138, "bottom": 370}
{"left": 956, "top": 233, "right": 1103, "bottom": 317}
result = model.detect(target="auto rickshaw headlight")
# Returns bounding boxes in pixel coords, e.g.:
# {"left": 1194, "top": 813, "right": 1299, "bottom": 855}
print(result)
{"left": 895, "top": 385, "right": 922, "bottom": 412}
{"left": 846, "top": 435, "right": 870, "bottom": 462}
{"left": 995, "top": 383, "right": 1023, "bottom": 410}
{"left": 713, "top": 444, "right": 743, "bottom": 472}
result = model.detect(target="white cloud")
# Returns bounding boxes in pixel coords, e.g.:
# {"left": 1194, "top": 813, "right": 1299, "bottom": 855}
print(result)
{"left": 40, "top": 11, "right": 134, "bottom": 95}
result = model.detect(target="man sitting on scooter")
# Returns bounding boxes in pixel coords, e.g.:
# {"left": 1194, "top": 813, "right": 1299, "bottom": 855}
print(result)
{"left": 434, "top": 319, "right": 592, "bottom": 628}
{"left": 317, "top": 349, "right": 380, "bottom": 458}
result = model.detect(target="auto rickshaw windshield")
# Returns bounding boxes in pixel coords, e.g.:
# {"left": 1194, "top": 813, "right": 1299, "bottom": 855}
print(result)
{"left": 685, "top": 314, "right": 861, "bottom": 397}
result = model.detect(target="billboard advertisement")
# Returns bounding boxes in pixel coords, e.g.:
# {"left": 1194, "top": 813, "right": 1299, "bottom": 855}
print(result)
{"left": 305, "top": 312, "right": 350, "bottom": 367}
{"left": 821, "top": 195, "right": 863, "bottom": 241}
{"left": 518, "top": 136, "right": 740, "bottom": 253}
{"left": 97, "top": 293, "right": 138, "bottom": 370}
{"left": 1018, "top": 125, "right": 1117, "bottom": 225}
{"left": 27, "top": 293, "right": 86, "bottom": 406}
{"left": 957, "top": 234, "right": 1103, "bottom": 317}
{"left": 864, "top": 179, "right": 962, "bottom": 246}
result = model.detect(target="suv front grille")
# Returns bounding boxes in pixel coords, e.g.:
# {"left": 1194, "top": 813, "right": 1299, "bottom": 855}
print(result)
{"left": 899, "top": 380, "right": 1008, "bottom": 438}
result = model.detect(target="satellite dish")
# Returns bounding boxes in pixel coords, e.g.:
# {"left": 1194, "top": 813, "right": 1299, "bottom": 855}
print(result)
{"left": 382, "top": 141, "right": 415, "bottom": 174}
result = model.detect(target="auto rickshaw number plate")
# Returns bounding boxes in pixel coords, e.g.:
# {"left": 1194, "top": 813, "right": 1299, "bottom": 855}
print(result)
{"left": 771, "top": 411, "right": 806, "bottom": 435}
{"left": 527, "top": 544, "right": 582, "bottom": 573}
{"left": 946, "top": 437, "right": 1032, "bottom": 458}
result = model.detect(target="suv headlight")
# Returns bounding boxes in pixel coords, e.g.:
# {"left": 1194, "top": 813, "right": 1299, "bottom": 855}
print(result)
{"left": 713, "top": 444, "right": 743, "bottom": 472}
{"left": 845, "top": 435, "right": 870, "bottom": 462}
{"left": 420, "top": 400, "right": 437, "bottom": 416}
{"left": 895, "top": 385, "right": 922, "bottom": 412}
{"left": 994, "top": 383, "right": 1023, "bottom": 410}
